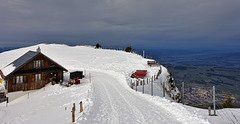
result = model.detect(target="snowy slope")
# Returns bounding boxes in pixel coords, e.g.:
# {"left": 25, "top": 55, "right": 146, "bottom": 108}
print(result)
{"left": 0, "top": 44, "right": 238, "bottom": 124}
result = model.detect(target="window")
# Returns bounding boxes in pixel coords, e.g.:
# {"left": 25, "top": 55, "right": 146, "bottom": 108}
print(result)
{"left": 16, "top": 76, "right": 23, "bottom": 84}
{"left": 34, "top": 60, "right": 44, "bottom": 68}
{"left": 35, "top": 74, "right": 41, "bottom": 82}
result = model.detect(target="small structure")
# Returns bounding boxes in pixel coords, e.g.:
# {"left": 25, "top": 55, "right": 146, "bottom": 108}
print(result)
{"left": 68, "top": 71, "right": 83, "bottom": 85}
{"left": 70, "top": 71, "right": 83, "bottom": 80}
{"left": 0, "top": 47, "right": 68, "bottom": 92}
{"left": 147, "top": 61, "right": 159, "bottom": 67}
{"left": 131, "top": 70, "right": 147, "bottom": 79}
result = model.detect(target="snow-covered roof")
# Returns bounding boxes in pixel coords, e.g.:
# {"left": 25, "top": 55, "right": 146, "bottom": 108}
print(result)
{"left": 0, "top": 51, "right": 38, "bottom": 77}
{"left": 0, "top": 50, "right": 67, "bottom": 78}
{"left": 9, "top": 51, "right": 38, "bottom": 70}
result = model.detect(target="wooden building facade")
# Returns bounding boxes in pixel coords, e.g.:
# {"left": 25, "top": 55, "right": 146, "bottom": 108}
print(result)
{"left": 0, "top": 48, "right": 68, "bottom": 92}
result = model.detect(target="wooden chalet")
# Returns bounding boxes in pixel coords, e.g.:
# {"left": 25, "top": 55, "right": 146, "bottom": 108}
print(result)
{"left": 0, "top": 47, "right": 68, "bottom": 92}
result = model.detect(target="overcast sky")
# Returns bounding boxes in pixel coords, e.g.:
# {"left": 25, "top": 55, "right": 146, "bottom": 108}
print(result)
{"left": 0, "top": 0, "right": 240, "bottom": 49}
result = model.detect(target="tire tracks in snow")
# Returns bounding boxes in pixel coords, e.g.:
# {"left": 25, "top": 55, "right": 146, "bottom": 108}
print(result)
{"left": 106, "top": 75, "right": 177, "bottom": 124}
{"left": 81, "top": 72, "right": 180, "bottom": 124}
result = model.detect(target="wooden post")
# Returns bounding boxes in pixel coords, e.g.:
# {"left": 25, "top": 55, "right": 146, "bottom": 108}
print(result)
{"left": 181, "top": 82, "right": 184, "bottom": 104}
{"left": 142, "top": 80, "right": 144, "bottom": 94}
{"left": 143, "top": 50, "right": 145, "bottom": 58}
{"left": 213, "top": 86, "right": 216, "bottom": 116}
{"left": 163, "top": 82, "right": 165, "bottom": 97}
{"left": 6, "top": 97, "right": 8, "bottom": 107}
{"left": 131, "top": 79, "right": 132, "bottom": 87}
{"left": 131, "top": 81, "right": 133, "bottom": 89}
{"left": 208, "top": 106, "right": 211, "bottom": 116}
{"left": 151, "top": 78, "right": 153, "bottom": 96}
{"left": 73, "top": 103, "right": 75, "bottom": 111}
{"left": 72, "top": 107, "right": 75, "bottom": 123}
{"left": 135, "top": 80, "right": 137, "bottom": 91}
{"left": 89, "top": 72, "right": 91, "bottom": 83}
{"left": 80, "top": 101, "right": 83, "bottom": 113}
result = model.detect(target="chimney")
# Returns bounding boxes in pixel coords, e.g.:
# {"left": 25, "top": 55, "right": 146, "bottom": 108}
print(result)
{"left": 37, "top": 46, "right": 41, "bottom": 53}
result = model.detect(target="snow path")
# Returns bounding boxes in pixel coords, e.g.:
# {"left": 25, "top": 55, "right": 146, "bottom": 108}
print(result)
{"left": 79, "top": 72, "right": 179, "bottom": 124}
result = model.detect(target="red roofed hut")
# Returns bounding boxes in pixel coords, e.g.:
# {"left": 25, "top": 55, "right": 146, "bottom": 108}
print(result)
{"left": 132, "top": 70, "right": 147, "bottom": 79}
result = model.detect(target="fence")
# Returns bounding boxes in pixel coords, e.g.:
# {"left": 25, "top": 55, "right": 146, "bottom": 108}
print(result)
{"left": 69, "top": 101, "right": 86, "bottom": 123}
{"left": 130, "top": 68, "right": 162, "bottom": 97}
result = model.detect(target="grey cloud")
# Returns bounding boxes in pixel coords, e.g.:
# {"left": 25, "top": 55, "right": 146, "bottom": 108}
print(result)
{"left": 0, "top": 0, "right": 240, "bottom": 47}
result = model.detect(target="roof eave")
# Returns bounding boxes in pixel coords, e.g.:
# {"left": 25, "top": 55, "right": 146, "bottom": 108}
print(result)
{"left": 0, "top": 70, "right": 6, "bottom": 79}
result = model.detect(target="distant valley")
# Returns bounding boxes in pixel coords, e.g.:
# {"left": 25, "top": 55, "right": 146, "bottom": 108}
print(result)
{"left": 136, "top": 48, "right": 240, "bottom": 108}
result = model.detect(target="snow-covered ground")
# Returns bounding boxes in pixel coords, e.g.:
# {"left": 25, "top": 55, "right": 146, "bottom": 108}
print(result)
{"left": 0, "top": 78, "right": 91, "bottom": 124}
{"left": 0, "top": 44, "right": 239, "bottom": 124}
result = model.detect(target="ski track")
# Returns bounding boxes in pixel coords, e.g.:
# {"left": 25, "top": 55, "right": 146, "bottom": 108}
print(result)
{"left": 80, "top": 72, "right": 180, "bottom": 124}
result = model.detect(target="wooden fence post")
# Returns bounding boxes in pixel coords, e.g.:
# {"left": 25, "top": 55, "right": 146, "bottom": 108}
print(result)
{"left": 80, "top": 101, "right": 83, "bottom": 113}
{"left": 163, "top": 82, "right": 165, "bottom": 97}
{"left": 135, "top": 80, "right": 137, "bottom": 91}
{"left": 181, "top": 82, "right": 184, "bottom": 104}
{"left": 143, "top": 50, "right": 145, "bottom": 58}
{"left": 73, "top": 103, "right": 75, "bottom": 111}
{"left": 151, "top": 78, "right": 153, "bottom": 96}
{"left": 208, "top": 106, "right": 211, "bottom": 116}
{"left": 142, "top": 80, "right": 144, "bottom": 94}
{"left": 6, "top": 97, "right": 8, "bottom": 107}
{"left": 89, "top": 72, "right": 91, "bottom": 83}
{"left": 72, "top": 107, "right": 75, "bottom": 123}
{"left": 131, "top": 79, "right": 132, "bottom": 87}
{"left": 213, "top": 86, "right": 216, "bottom": 116}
